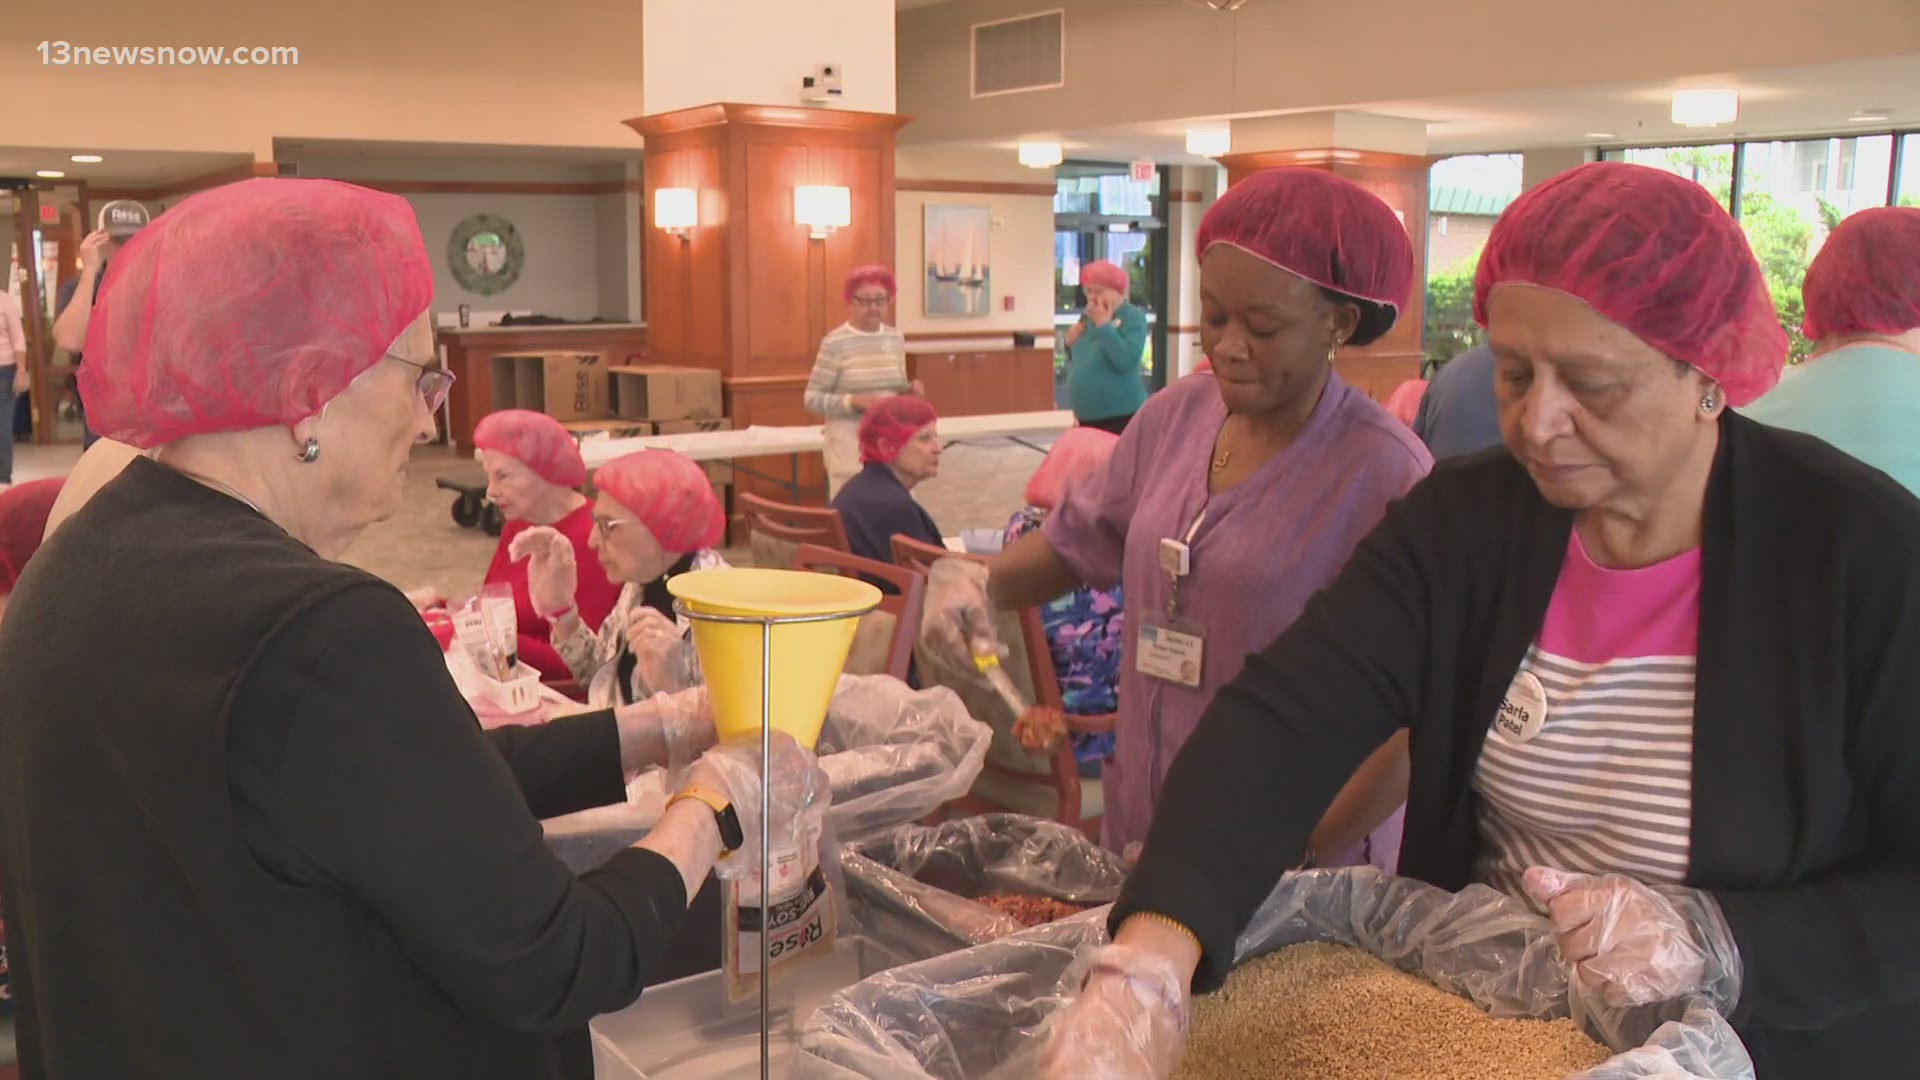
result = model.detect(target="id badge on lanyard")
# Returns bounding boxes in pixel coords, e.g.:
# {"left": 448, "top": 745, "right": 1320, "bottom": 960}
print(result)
{"left": 1138, "top": 511, "right": 1207, "bottom": 688}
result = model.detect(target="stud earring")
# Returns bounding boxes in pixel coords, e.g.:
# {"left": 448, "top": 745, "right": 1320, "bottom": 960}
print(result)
{"left": 1700, "top": 392, "right": 1717, "bottom": 413}
{"left": 298, "top": 437, "right": 320, "bottom": 463}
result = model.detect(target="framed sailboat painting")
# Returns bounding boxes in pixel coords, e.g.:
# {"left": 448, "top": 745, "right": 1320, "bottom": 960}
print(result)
{"left": 923, "top": 204, "right": 992, "bottom": 317}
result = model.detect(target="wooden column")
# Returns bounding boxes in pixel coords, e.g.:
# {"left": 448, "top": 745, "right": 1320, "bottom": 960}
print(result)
{"left": 628, "top": 104, "right": 911, "bottom": 504}
{"left": 1216, "top": 148, "right": 1431, "bottom": 402}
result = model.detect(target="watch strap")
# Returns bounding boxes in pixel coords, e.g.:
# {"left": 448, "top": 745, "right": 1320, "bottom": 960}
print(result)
{"left": 669, "top": 785, "right": 744, "bottom": 854}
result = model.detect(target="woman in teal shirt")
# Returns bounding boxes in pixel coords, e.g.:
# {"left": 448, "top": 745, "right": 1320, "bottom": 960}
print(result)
{"left": 1063, "top": 259, "right": 1148, "bottom": 434}
{"left": 1745, "top": 207, "right": 1920, "bottom": 496}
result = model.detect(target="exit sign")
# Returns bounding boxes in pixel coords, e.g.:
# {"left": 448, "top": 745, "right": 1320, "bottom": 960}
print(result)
{"left": 1129, "top": 159, "right": 1154, "bottom": 183}
{"left": 39, "top": 203, "right": 58, "bottom": 224}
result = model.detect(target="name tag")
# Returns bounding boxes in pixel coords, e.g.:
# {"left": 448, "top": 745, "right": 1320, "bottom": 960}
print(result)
{"left": 1137, "top": 617, "right": 1205, "bottom": 688}
{"left": 1492, "top": 669, "right": 1549, "bottom": 743}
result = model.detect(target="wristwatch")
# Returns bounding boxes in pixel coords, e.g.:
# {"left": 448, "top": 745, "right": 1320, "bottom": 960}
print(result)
{"left": 669, "top": 785, "right": 744, "bottom": 855}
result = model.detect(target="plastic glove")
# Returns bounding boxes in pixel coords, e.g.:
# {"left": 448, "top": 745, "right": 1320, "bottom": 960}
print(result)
{"left": 1037, "top": 944, "right": 1189, "bottom": 1079}
{"left": 1524, "top": 866, "right": 1743, "bottom": 1013}
{"left": 614, "top": 684, "right": 715, "bottom": 774}
{"left": 678, "top": 732, "right": 829, "bottom": 880}
{"left": 624, "top": 606, "right": 687, "bottom": 680}
{"left": 508, "top": 526, "right": 577, "bottom": 620}
{"left": 921, "top": 557, "right": 1001, "bottom": 671}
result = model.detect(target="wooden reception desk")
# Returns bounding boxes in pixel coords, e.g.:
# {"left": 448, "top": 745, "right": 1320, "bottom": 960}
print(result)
{"left": 437, "top": 322, "right": 649, "bottom": 452}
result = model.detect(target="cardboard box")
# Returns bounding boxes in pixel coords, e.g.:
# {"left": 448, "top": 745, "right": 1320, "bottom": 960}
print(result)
{"left": 560, "top": 418, "right": 655, "bottom": 442}
{"left": 608, "top": 365, "right": 722, "bottom": 422}
{"left": 490, "top": 352, "right": 610, "bottom": 421}
{"left": 653, "top": 417, "right": 734, "bottom": 485}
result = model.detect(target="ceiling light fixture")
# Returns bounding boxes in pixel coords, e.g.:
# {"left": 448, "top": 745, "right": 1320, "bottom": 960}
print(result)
{"left": 34, "top": 170, "right": 65, "bottom": 179}
{"left": 69, "top": 154, "right": 103, "bottom": 164}
{"left": 1185, "top": 127, "right": 1231, "bottom": 157}
{"left": 1671, "top": 88, "right": 1738, "bottom": 128}
{"left": 1017, "top": 141, "right": 1063, "bottom": 169}
{"left": 1585, "top": 132, "right": 1616, "bottom": 140}
{"left": 1849, "top": 111, "right": 1891, "bottom": 123}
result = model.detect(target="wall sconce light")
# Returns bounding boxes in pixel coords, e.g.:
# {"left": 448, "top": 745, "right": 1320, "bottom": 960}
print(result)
{"left": 1184, "top": 127, "right": 1230, "bottom": 157}
{"left": 1017, "top": 141, "right": 1063, "bottom": 169}
{"left": 794, "top": 185, "right": 851, "bottom": 239}
{"left": 653, "top": 187, "right": 697, "bottom": 239}
{"left": 1671, "top": 88, "right": 1738, "bottom": 127}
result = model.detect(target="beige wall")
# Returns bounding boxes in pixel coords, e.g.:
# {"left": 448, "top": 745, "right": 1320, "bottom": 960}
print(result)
{"left": 642, "top": 0, "right": 895, "bottom": 115}
{"left": 1166, "top": 165, "right": 1222, "bottom": 379}
{"left": 292, "top": 157, "right": 639, "bottom": 322}
{"left": 893, "top": 149, "right": 1056, "bottom": 341}
{"left": 898, "top": 0, "right": 1920, "bottom": 144}
{"left": 0, "top": 0, "right": 647, "bottom": 156}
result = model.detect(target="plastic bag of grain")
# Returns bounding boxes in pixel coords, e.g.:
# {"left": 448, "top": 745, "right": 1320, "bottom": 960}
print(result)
{"left": 794, "top": 867, "right": 1754, "bottom": 1079}
{"left": 841, "top": 813, "right": 1128, "bottom": 963}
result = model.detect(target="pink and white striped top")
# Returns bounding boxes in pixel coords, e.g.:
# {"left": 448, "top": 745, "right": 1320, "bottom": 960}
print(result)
{"left": 1473, "top": 530, "right": 1701, "bottom": 897}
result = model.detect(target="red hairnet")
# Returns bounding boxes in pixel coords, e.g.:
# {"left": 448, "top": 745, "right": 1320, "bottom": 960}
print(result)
{"left": 1025, "top": 426, "right": 1118, "bottom": 510}
{"left": 474, "top": 409, "right": 587, "bottom": 489}
{"left": 844, "top": 265, "right": 897, "bottom": 301}
{"left": 1802, "top": 206, "right": 1920, "bottom": 342}
{"left": 858, "top": 395, "right": 938, "bottom": 464}
{"left": 0, "top": 478, "right": 63, "bottom": 594}
{"left": 79, "top": 178, "right": 433, "bottom": 449}
{"left": 1473, "top": 161, "right": 1786, "bottom": 408}
{"left": 1196, "top": 167, "right": 1414, "bottom": 321}
{"left": 1079, "top": 260, "right": 1129, "bottom": 297}
{"left": 594, "top": 449, "right": 724, "bottom": 554}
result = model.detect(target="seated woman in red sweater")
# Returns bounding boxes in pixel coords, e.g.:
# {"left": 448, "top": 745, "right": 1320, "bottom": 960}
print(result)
{"left": 473, "top": 410, "right": 621, "bottom": 680}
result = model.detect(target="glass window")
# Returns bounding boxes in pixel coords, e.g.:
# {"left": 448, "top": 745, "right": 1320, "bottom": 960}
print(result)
{"left": 1601, "top": 145, "right": 1736, "bottom": 209}
{"left": 1424, "top": 154, "right": 1522, "bottom": 364}
{"left": 1739, "top": 135, "right": 1894, "bottom": 360}
{"left": 1899, "top": 133, "right": 1920, "bottom": 206}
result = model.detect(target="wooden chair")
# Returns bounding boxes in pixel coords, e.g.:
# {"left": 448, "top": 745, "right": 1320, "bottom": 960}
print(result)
{"left": 891, "top": 533, "right": 1111, "bottom": 836}
{"left": 739, "top": 491, "right": 851, "bottom": 570}
{"left": 789, "top": 543, "right": 925, "bottom": 684}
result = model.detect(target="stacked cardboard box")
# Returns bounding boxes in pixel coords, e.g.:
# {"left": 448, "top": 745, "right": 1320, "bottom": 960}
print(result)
{"left": 489, "top": 352, "right": 611, "bottom": 420}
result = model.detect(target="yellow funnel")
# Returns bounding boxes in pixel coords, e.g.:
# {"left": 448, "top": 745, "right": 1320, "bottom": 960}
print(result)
{"left": 667, "top": 568, "right": 881, "bottom": 750}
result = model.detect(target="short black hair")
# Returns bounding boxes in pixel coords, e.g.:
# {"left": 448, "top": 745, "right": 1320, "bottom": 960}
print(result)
{"left": 1317, "top": 286, "right": 1398, "bottom": 347}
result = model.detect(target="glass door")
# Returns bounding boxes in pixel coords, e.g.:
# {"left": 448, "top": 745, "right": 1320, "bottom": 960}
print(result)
{"left": 1052, "top": 163, "right": 1171, "bottom": 405}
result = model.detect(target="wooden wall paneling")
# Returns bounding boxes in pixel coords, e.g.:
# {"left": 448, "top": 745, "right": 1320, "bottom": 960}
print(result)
{"left": 743, "top": 141, "right": 815, "bottom": 377}
{"left": 686, "top": 144, "right": 730, "bottom": 370}
{"left": 726, "top": 374, "right": 826, "bottom": 504}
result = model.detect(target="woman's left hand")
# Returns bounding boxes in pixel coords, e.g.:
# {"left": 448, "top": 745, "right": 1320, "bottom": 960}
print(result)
{"left": 1524, "top": 866, "right": 1743, "bottom": 1011}
{"left": 908, "top": 379, "right": 926, "bottom": 397}
{"left": 12, "top": 364, "right": 26, "bottom": 394}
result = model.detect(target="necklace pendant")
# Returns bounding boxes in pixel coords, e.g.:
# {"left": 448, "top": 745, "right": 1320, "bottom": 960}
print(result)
{"left": 1210, "top": 449, "right": 1230, "bottom": 473}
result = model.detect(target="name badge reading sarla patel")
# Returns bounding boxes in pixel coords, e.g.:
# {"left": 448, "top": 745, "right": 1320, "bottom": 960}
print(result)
{"left": 1138, "top": 617, "right": 1205, "bottom": 688}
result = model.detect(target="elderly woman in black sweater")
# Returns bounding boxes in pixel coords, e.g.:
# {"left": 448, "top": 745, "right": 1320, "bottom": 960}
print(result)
{"left": 1047, "top": 162, "right": 1920, "bottom": 1078}
{"left": 0, "top": 178, "right": 818, "bottom": 1079}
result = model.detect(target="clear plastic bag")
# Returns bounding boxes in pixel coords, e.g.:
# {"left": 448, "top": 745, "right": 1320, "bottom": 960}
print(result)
{"left": 841, "top": 814, "right": 1128, "bottom": 963}
{"left": 796, "top": 867, "right": 1755, "bottom": 1080}
{"left": 542, "top": 675, "right": 992, "bottom": 874}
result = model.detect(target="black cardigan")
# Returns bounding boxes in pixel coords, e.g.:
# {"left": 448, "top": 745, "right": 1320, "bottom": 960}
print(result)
{"left": 0, "top": 459, "right": 689, "bottom": 1079}
{"left": 1113, "top": 411, "right": 1920, "bottom": 1077}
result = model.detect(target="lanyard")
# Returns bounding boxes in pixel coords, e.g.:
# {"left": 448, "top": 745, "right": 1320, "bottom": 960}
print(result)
{"left": 1161, "top": 509, "right": 1207, "bottom": 617}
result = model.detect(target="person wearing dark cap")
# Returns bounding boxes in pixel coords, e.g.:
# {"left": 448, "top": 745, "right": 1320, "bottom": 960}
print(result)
{"left": 923, "top": 168, "right": 1433, "bottom": 862}
{"left": 51, "top": 199, "right": 150, "bottom": 448}
{"left": 1744, "top": 206, "right": 1920, "bottom": 496}
{"left": 1041, "top": 162, "right": 1920, "bottom": 1078}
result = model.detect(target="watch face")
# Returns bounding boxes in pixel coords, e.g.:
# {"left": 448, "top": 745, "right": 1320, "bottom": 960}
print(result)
{"left": 447, "top": 213, "right": 524, "bottom": 297}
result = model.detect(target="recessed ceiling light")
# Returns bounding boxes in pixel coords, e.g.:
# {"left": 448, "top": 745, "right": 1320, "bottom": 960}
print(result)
{"left": 1671, "top": 88, "right": 1739, "bottom": 127}
{"left": 69, "top": 154, "right": 103, "bottom": 163}
{"left": 1585, "top": 132, "right": 1616, "bottom": 140}
{"left": 1849, "top": 113, "right": 1891, "bottom": 123}
{"left": 35, "top": 170, "right": 65, "bottom": 179}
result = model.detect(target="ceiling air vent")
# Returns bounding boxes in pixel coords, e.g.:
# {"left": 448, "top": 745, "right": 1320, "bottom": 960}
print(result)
{"left": 971, "top": 9, "right": 1065, "bottom": 99}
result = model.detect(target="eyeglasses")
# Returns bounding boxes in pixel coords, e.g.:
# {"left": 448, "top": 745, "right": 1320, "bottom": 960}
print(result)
{"left": 851, "top": 293, "right": 891, "bottom": 308}
{"left": 591, "top": 514, "right": 629, "bottom": 538}
{"left": 386, "top": 353, "right": 456, "bottom": 413}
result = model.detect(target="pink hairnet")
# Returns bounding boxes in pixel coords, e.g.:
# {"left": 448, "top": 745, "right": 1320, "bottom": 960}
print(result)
{"left": 1196, "top": 167, "right": 1414, "bottom": 323}
{"left": 79, "top": 178, "right": 433, "bottom": 449}
{"left": 1802, "top": 206, "right": 1920, "bottom": 341}
{"left": 844, "top": 265, "right": 897, "bottom": 301}
{"left": 1473, "top": 161, "right": 1786, "bottom": 408}
{"left": 474, "top": 409, "right": 587, "bottom": 489}
{"left": 1025, "top": 426, "right": 1118, "bottom": 510}
{"left": 858, "top": 395, "right": 938, "bottom": 464}
{"left": 594, "top": 449, "right": 724, "bottom": 554}
{"left": 1079, "top": 260, "right": 1129, "bottom": 297}
{"left": 0, "top": 478, "right": 63, "bottom": 594}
